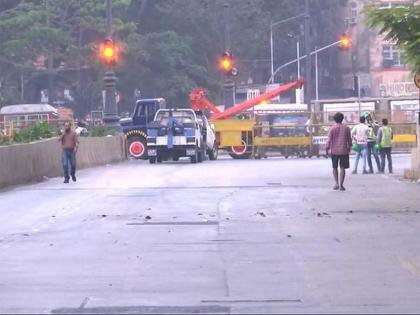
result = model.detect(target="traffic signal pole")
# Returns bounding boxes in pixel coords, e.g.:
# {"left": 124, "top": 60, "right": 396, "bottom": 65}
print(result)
{"left": 223, "top": 0, "right": 235, "bottom": 109}
{"left": 268, "top": 39, "right": 346, "bottom": 85}
{"left": 102, "top": 0, "right": 121, "bottom": 131}
{"left": 304, "top": 0, "right": 311, "bottom": 111}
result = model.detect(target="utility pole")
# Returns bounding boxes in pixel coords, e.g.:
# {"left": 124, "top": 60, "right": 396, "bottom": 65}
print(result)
{"left": 304, "top": 0, "right": 312, "bottom": 111}
{"left": 46, "top": 0, "right": 53, "bottom": 104}
{"left": 102, "top": 0, "right": 121, "bottom": 131}
{"left": 223, "top": 0, "right": 235, "bottom": 108}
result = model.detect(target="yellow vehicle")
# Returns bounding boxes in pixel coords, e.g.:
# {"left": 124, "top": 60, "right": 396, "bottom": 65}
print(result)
{"left": 190, "top": 80, "right": 306, "bottom": 159}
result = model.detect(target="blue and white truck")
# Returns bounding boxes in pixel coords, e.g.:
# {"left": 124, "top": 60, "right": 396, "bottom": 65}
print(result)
{"left": 146, "top": 109, "right": 218, "bottom": 164}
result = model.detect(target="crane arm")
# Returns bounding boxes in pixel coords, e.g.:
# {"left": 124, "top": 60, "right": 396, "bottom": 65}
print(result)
{"left": 189, "top": 87, "right": 221, "bottom": 114}
{"left": 211, "top": 79, "right": 304, "bottom": 120}
{"left": 189, "top": 80, "right": 304, "bottom": 120}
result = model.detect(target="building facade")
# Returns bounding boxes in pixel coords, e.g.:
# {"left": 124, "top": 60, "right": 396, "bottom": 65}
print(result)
{"left": 340, "top": 0, "right": 417, "bottom": 100}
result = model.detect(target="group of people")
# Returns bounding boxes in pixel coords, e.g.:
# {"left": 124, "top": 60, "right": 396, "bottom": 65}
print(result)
{"left": 326, "top": 112, "right": 393, "bottom": 191}
{"left": 58, "top": 114, "right": 395, "bottom": 189}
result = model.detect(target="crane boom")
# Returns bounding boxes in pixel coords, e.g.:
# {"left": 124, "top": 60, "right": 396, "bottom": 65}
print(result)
{"left": 189, "top": 79, "right": 304, "bottom": 120}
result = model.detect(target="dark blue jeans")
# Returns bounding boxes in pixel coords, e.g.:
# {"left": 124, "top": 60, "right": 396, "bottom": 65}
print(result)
{"left": 380, "top": 147, "right": 392, "bottom": 173}
{"left": 62, "top": 149, "right": 76, "bottom": 179}
{"left": 367, "top": 141, "right": 381, "bottom": 173}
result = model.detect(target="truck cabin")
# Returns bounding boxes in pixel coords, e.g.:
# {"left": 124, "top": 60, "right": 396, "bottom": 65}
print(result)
{"left": 132, "top": 98, "right": 166, "bottom": 127}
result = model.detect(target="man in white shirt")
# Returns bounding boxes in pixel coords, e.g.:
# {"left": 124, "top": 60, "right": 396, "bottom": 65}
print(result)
{"left": 351, "top": 116, "right": 369, "bottom": 174}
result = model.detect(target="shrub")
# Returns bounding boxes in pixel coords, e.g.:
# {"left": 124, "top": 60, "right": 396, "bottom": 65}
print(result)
{"left": 12, "top": 122, "right": 58, "bottom": 143}
{"left": 88, "top": 126, "right": 116, "bottom": 137}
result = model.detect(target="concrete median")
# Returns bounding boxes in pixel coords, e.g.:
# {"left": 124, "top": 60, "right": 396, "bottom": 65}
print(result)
{"left": 0, "top": 135, "right": 127, "bottom": 188}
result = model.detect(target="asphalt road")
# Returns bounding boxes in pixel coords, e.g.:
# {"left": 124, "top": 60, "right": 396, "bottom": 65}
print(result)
{"left": 0, "top": 154, "right": 419, "bottom": 314}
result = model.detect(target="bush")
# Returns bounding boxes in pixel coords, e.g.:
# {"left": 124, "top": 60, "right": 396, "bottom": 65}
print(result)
{"left": 12, "top": 122, "right": 58, "bottom": 143}
{"left": 88, "top": 126, "right": 116, "bottom": 137}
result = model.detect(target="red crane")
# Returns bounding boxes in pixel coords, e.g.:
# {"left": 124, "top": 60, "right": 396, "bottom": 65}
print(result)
{"left": 189, "top": 79, "right": 304, "bottom": 120}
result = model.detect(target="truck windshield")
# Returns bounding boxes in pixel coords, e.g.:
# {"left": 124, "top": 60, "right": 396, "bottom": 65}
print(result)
{"left": 155, "top": 111, "right": 195, "bottom": 126}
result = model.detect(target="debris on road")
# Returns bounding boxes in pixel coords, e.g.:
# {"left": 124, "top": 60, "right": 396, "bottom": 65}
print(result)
{"left": 255, "top": 211, "right": 266, "bottom": 217}
{"left": 145, "top": 215, "right": 152, "bottom": 220}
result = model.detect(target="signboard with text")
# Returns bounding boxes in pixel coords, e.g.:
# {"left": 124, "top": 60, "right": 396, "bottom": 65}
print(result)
{"left": 379, "top": 81, "right": 417, "bottom": 97}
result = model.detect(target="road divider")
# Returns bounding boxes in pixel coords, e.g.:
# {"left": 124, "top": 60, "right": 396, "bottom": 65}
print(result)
{"left": 0, "top": 135, "right": 127, "bottom": 188}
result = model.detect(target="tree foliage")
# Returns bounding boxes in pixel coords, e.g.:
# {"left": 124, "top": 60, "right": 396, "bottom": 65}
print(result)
{"left": 366, "top": 2, "right": 420, "bottom": 72}
{"left": 0, "top": 0, "right": 348, "bottom": 116}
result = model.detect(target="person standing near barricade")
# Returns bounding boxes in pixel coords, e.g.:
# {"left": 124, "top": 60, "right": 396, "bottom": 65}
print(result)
{"left": 59, "top": 122, "right": 79, "bottom": 183}
{"left": 377, "top": 118, "right": 393, "bottom": 174}
{"left": 351, "top": 116, "right": 369, "bottom": 174}
{"left": 326, "top": 112, "right": 352, "bottom": 191}
{"left": 365, "top": 112, "right": 381, "bottom": 174}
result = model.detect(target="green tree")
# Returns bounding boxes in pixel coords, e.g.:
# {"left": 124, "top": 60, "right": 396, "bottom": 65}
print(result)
{"left": 0, "top": 0, "right": 135, "bottom": 116}
{"left": 366, "top": 2, "right": 420, "bottom": 72}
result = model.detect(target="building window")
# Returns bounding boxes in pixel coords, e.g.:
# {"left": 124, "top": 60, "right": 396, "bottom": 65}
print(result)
{"left": 380, "top": 1, "right": 408, "bottom": 9}
{"left": 382, "top": 45, "right": 405, "bottom": 67}
{"left": 379, "top": 2, "right": 392, "bottom": 9}
{"left": 350, "top": 3, "right": 357, "bottom": 24}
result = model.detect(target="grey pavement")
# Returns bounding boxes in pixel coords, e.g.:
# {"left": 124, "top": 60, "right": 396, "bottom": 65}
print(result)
{"left": 0, "top": 154, "right": 419, "bottom": 314}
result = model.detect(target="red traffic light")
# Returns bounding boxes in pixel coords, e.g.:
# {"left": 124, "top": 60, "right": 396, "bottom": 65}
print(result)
{"left": 338, "top": 34, "right": 351, "bottom": 49}
{"left": 100, "top": 38, "right": 118, "bottom": 64}
{"left": 219, "top": 52, "right": 234, "bottom": 72}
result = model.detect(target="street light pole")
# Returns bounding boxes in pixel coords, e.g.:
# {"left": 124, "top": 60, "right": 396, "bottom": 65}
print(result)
{"left": 315, "top": 47, "right": 318, "bottom": 101}
{"left": 102, "top": 0, "right": 120, "bottom": 131}
{"left": 223, "top": 0, "right": 235, "bottom": 109}
{"left": 297, "top": 41, "right": 301, "bottom": 79}
{"left": 304, "top": 0, "right": 311, "bottom": 111}
{"left": 296, "top": 40, "right": 301, "bottom": 104}
{"left": 270, "top": 24, "right": 274, "bottom": 83}
{"left": 268, "top": 39, "right": 343, "bottom": 84}
{"left": 269, "top": 13, "right": 307, "bottom": 84}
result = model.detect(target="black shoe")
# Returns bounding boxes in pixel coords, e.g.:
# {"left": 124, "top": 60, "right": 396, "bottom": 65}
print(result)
{"left": 71, "top": 175, "right": 76, "bottom": 182}
{"left": 64, "top": 178, "right": 69, "bottom": 184}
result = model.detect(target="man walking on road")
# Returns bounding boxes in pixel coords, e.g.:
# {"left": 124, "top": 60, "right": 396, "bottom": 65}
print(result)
{"left": 326, "top": 112, "right": 352, "bottom": 191}
{"left": 59, "top": 122, "right": 79, "bottom": 183}
{"left": 351, "top": 116, "right": 369, "bottom": 174}
{"left": 377, "top": 118, "right": 393, "bottom": 174}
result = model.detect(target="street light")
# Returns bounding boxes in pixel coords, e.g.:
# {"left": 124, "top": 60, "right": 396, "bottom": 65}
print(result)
{"left": 268, "top": 36, "right": 352, "bottom": 100}
{"left": 102, "top": 0, "right": 121, "bottom": 131}
{"left": 269, "top": 13, "right": 307, "bottom": 84}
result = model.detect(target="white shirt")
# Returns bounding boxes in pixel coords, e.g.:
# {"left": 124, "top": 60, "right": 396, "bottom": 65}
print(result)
{"left": 351, "top": 123, "right": 369, "bottom": 145}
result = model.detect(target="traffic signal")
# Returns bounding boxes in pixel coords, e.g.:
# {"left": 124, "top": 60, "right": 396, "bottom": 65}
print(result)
{"left": 100, "top": 38, "right": 117, "bottom": 64}
{"left": 338, "top": 34, "right": 351, "bottom": 49}
{"left": 219, "top": 52, "right": 233, "bottom": 72}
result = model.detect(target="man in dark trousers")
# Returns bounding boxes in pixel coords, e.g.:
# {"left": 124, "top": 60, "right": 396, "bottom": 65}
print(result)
{"left": 377, "top": 118, "right": 393, "bottom": 174}
{"left": 59, "top": 122, "right": 79, "bottom": 183}
{"left": 326, "top": 112, "right": 352, "bottom": 191}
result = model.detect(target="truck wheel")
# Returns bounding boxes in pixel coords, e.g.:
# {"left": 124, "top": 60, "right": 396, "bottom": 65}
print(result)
{"left": 198, "top": 145, "right": 205, "bottom": 163}
{"left": 127, "top": 136, "right": 147, "bottom": 159}
{"left": 190, "top": 147, "right": 198, "bottom": 164}
{"left": 228, "top": 141, "right": 251, "bottom": 159}
{"left": 208, "top": 142, "right": 218, "bottom": 160}
{"left": 149, "top": 157, "right": 156, "bottom": 164}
